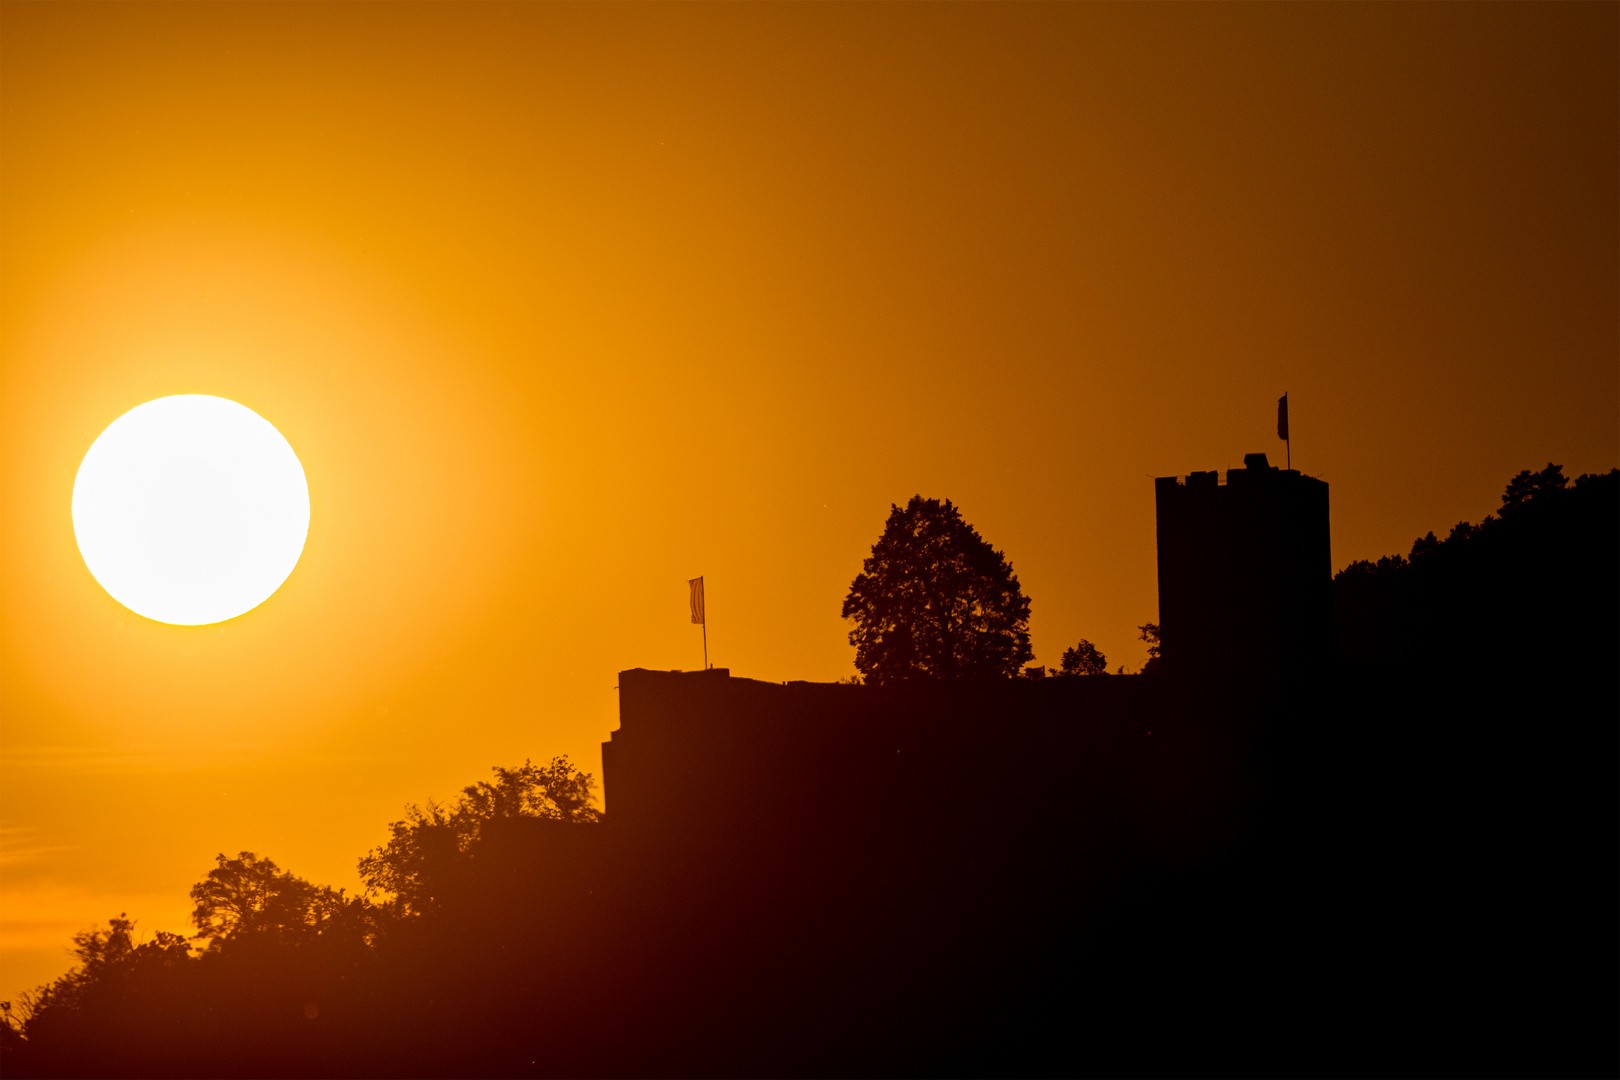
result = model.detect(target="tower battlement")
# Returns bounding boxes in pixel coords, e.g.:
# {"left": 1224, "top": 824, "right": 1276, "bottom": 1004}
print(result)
{"left": 1154, "top": 452, "right": 1331, "bottom": 678}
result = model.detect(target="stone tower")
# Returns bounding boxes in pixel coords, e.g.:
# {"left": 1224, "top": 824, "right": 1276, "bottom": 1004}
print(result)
{"left": 1154, "top": 452, "right": 1331, "bottom": 679}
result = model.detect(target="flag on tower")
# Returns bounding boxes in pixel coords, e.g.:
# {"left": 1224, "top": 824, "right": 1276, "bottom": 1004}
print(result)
{"left": 1277, "top": 394, "right": 1289, "bottom": 441}
{"left": 688, "top": 576, "right": 705, "bottom": 625}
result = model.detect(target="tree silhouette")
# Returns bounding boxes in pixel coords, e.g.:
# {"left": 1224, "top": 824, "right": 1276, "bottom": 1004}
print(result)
{"left": 0, "top": 1001, "right": 22, "bottom": 1065}
{"left": 359, "top": 756, "right": 601, "bottom": 915}
{"left": 190, "top": 851, "right": 355, "bottom": 947}
{"left": 1500, "top": 462, "right": 1567, "bottom": 516}
{"left": 1056, "top": 639, "right": 1109, "bottom": 676}
{"left": 842, "top": 496, "right": 1033, "bottom": 685}
{"left": 5, "top": 912, "right": 197, "bottom": 1068}
{"left": 1138, "top": 622, "right": 1161, "bottom": 674}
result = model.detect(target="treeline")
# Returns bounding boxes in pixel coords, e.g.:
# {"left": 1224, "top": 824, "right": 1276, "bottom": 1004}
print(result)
{"left": 2, "top": 758, "right": 607, "bottom": 1078}
{"left": 1317, "top": 464, "right": 1617, "bottom": 1079}
{"left": 1333, "top": 463, "right": 1618, "bottom": 672}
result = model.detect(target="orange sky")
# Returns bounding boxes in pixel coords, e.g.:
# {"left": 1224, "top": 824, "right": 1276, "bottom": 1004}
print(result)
{"left": 2, "top": 2, "right": 1615, "bottom": 1002}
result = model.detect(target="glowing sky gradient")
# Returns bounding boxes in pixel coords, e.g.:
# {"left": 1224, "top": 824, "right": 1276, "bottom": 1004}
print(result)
{"left": 2, "top": 3, "right": 1615, "bottom": 1002}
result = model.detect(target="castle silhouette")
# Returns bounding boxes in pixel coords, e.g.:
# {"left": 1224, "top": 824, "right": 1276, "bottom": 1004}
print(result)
{"left": 591, "top": 452, "right": 1336, "bottom": 1071}
{"left": 591, "top": 454, "right": 1613, "bottom": 1076}
{"left": 8, "top": 457, "right": 1612, "bottom": 1078}
{"left": 606, "top": 450, "right": 1328, "bottom": 832}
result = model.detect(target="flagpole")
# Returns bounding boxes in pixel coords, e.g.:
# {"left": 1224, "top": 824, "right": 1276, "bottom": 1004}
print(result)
{"left": 703, "top": 611, "right": 709, "bottom": 671}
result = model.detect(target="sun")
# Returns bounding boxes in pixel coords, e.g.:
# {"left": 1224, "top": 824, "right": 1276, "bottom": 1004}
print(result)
{"left": 72, "top": 395, "right": 311, "bottom": 626}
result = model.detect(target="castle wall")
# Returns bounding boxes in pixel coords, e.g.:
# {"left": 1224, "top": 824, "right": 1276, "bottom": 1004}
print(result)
{"left": 603, "top": 667, "right": 1252, "bottom": 896}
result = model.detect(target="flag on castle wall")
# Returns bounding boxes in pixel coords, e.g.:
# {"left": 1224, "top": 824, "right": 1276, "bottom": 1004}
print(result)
{"left": 1277, "top": 394, "right": 1289, "bottom": 441}
{"left": 688, "top": 576, "right": 705, "bottom": 625}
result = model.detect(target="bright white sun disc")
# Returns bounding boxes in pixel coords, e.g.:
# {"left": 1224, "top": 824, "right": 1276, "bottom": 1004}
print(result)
{"left": 72, "top": 395, "right": 310, "bottom": 625}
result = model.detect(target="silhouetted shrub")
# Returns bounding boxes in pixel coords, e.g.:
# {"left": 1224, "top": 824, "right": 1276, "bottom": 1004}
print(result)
{"left": 1054, "top": 639, "right": 1108, "bottom": 676}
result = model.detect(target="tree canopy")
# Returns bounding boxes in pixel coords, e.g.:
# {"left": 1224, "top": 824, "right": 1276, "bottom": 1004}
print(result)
{"left": 190, "top": 852, "right": 355, "bottom": 946}
{"left": 842, "top": 496, "right": 1032, "bottom": 685}
{"left": 1056, "top": 639, "right": 1109, "bottom": 676}
{"left": 358, "top": 756, "right": 600, "bottom": 915}
{"left": 3, "top": 756, "right": 603, "bottom": 1078}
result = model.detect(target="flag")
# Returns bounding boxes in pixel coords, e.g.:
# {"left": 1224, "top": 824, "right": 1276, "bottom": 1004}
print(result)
{"left": 688, "top": 576, "right": 705, "bottom": 625}
{"left": 1277, "top": 394, "right": 1289, "bottom": 441}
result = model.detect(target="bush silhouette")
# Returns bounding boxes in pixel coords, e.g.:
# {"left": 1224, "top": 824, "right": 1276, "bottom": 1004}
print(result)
{"left": 1055, "top": 639, "right": 1108, "bottom": 676}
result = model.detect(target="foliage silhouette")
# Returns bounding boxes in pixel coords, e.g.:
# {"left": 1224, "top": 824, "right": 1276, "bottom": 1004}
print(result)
{"left": 358, "top": 756, "right": 600, "bottom": 916}
{"left": 3, "top": 757, "right": 604, "bottom": 1079}
{"left": 13, "top": 915, "right": 191, "bottom": 1027}
{"left": 1321, "top": 464, "right": 1618, "bottom": 1080}
{"left": 1137, "top": 622, "right": 1161, "bottom": 674}
{"left": 1055, "top": 639, "right": 1108, "bottom": 676}
{"left": 842, "top": 495, "right": 1032, "bottom": 685}
{"left": 1332, "top": 465, "right": 1617, "bottom": 673}
{"left": 0, "top": 1003, "right": 22, "bottom": 1062}
{"left": 191, "top": 852, "right": 358, "bottom": 947}
{"left": 1500, "top": 461, "right": 1570, "bottom": 517}
{"left": 4, "top": 914, "right": 201, "bottom": 1077}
